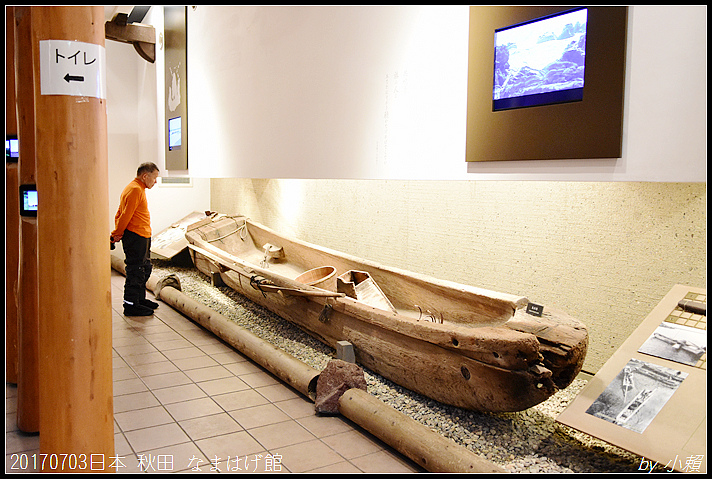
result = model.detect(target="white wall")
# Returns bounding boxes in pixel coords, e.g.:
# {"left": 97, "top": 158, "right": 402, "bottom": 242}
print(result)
{"left": 106, "top": 25, "right": 210, "bottom": 235}
{"left": 106, "top": 5, "right": 706, "bottom": 224}
{"left": 106, "top": 41, "right": 140, "bottom": 232}
{"left": 186, "top": 5, "right": 707, "bottom": 181}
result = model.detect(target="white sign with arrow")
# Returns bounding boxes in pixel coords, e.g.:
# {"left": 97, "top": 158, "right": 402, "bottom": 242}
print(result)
{"left": 39, "top": 40, "right": 107, "bottom": 99}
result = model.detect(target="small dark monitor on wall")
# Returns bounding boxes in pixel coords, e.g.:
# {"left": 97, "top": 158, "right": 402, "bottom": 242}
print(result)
{"left": 20, "top": 184, "right": 38, "bottom": 217}
{"left": 168, "top": 116, "right": 182, "bottom": 151}
{"left": 6, "top": 135, "right": 19, "bottom": 162}
{"left": 493, "top": 7, "right": 588, "bottom": 111}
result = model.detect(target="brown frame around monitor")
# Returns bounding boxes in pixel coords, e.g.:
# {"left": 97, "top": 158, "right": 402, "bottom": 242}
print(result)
{"left": 466, "top": 6, "right": 627, "bottom": 162}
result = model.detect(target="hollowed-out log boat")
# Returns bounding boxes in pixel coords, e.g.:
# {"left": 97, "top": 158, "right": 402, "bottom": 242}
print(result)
{"left": 185, "top": 213, "right": 588, "bottom": 412}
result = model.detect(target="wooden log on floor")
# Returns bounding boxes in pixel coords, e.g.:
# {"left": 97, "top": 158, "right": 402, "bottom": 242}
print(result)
{"left": 111, "top": 255, "right": 320, "bottom": 400}
{"left": 338, "top": 388, "right": 505, "bottom": 473}
{"left": 159, "top": 285, "right": 321, "bottom": 400}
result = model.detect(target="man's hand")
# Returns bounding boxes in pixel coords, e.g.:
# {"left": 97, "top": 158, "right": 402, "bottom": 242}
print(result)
{"left": 110, "top": 234, "right": 121, "bottom": 250}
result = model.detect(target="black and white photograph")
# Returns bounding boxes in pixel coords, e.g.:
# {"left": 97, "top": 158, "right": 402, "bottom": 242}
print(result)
{"left": 638, "top": 321, "right": 706, "bottom": 367}
{"left": 585, "top": 359, "right": 688, "bottom": 434}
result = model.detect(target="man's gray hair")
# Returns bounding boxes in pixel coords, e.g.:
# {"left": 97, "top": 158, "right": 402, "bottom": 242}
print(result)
{"left": 137, "top": 162, "right": 159, "bottom": 176}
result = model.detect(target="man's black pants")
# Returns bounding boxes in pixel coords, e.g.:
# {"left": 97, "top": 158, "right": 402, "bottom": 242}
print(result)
{"left": 122, "top": 229, "right": 152, "bottom": 307}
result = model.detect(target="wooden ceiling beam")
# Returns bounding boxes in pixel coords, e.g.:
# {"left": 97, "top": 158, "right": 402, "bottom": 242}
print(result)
{"left": 105, "top": 13, "right": 155, "bottom": 63}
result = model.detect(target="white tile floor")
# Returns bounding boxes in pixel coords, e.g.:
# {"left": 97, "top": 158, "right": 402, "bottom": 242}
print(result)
{"left": 5, "top": 270, "right": 423, "bottom": 473}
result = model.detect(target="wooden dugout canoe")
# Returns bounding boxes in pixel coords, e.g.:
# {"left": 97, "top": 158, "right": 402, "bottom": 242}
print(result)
{"left": 185, "top": 213, "right": 588, "bottom": 413}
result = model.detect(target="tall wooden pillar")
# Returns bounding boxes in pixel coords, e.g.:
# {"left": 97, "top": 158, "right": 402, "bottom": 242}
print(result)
{"left": 31, "top": 6, "right": 115, "bottom": 471}
{"left": 14, "top": 5, "right": 41, "bottom": 434}
{"left": 5, "top": 6, "right": 20, "bottom": 385}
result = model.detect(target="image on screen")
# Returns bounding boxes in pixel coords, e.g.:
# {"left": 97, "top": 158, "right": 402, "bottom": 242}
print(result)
{"left": 493, "top": 7, "right": 588, "bottom": 111}
{"left": 23, "top": 189, "right": 38, "bottom": 212}
{"left": 6, "top": 137, "right": 19, "bottom": 160}
{"left": 168, "top": 116, "right": 182, "bottom": 150}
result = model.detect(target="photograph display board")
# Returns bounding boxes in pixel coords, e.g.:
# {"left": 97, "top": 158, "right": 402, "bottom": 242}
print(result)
{"left": 557, "top": 285, "right": 706, "bottom": 473}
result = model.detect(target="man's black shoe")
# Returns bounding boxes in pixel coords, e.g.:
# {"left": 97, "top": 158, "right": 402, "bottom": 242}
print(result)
{"left": 124, "top": 304, "right": 154, "bottom": 316}
{"left": 140, "top": 299, "right": 159, "bottom": 309}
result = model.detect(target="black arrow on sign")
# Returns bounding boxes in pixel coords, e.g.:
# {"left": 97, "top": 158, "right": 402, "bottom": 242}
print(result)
{"left": 63, "top": 74, "right": 84, "bottom": 83}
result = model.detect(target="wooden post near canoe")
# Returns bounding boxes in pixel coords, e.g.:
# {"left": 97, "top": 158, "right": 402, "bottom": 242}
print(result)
{"left": 14, "top": 5, "right": 40, "bottom": 433}
{"left": 32, "top": 6, "right": 114, "bottom": 471}
{"left": 5, "top": 5, "right": 20, "bottom": 386}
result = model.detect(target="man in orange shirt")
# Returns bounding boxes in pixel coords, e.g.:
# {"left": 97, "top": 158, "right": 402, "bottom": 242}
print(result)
{"left": 111, "top": 162, "right": 160, "bottom": 316}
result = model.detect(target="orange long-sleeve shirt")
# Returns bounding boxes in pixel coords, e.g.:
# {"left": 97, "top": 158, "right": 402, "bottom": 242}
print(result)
{"left": 112, "top": 178, "right": 152, "bottom": 239}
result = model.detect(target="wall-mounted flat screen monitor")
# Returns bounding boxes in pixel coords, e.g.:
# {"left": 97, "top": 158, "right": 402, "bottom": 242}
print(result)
{"left": 493, "top": 7, "right": 588, "bottom": 111}
{"left": 20, "top": 184, "right": 38, "bottom": 217}
{"left": 6, "top": 135, "right": 19, "bottom": 162}
{"left": 168, "top": 116, "right": 182, "bottom": 150}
